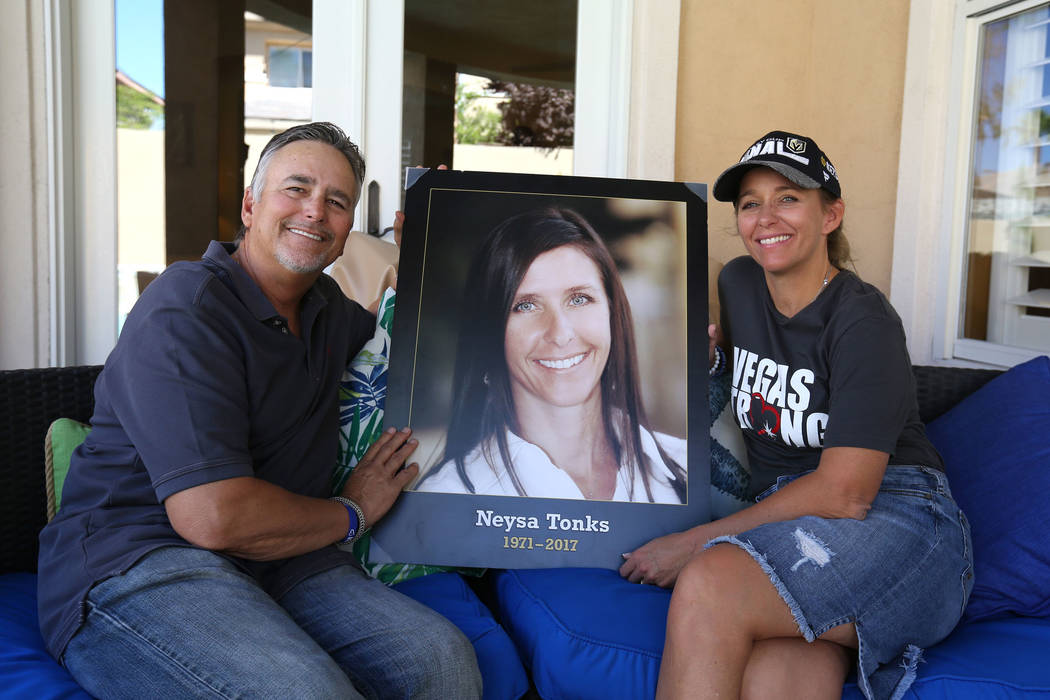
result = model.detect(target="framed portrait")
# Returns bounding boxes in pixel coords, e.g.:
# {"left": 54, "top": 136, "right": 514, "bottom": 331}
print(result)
{"left": 368, "top": 169, "right": 709, "bottom": 569}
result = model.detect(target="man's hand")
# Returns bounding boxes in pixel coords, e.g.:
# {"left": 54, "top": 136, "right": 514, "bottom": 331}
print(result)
{"left": 340, "top": 427, "right": 420, "bottom": 527}
{"left": 393, "top": 164, "right": 447, "bottom": 248}
{"left": 392, "top": 210, "right": 405, "bottom": 248}
{"left": 619, "top": 530, "right": 700, "bottom": 588}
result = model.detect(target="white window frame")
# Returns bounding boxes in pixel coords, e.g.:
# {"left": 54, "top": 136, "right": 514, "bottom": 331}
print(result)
{"left": 46, "top": 0, "right": 118, "bottom": 366}
{"left": 892, "top": 0, "right": 1050, "bottom": 368}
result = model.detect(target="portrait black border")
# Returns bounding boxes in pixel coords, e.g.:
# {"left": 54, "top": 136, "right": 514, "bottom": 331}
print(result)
{"left": 369, "top": 169, "right": 710, "bottom": 570}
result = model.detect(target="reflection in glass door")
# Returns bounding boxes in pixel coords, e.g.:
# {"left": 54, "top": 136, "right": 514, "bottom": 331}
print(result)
{"left": 115, "top": 0, "right": 165, "bottom": 329}
{"left": 401, "top": 0, "right": 578, "bottom": 209}
{"left": 115, "top": 0, "right": 580, "bottom": 326}
{"left": 243, "top": 10, "right": 314, "bottom": 190}
{"left": 115, "top": 1, "right": 315, "bottom": 330}
{"left": 314, "top": 0, "right": 580, "bottom": 239}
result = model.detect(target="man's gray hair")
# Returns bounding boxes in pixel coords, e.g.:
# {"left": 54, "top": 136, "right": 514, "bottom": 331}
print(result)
{"left": 237, "top": 122, "right": 365, "bottom": 242}
{"left": 251, "top": 121, "right": 365, "bottom": 200}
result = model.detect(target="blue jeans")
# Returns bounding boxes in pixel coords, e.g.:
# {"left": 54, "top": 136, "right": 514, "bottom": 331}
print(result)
{"left": 63, "top": 547, "right": 482, "bottom": 699}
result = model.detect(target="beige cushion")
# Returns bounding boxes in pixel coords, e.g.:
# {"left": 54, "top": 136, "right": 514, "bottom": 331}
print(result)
{"left": 328, "top": 231, "right": 400, "bottom": 312}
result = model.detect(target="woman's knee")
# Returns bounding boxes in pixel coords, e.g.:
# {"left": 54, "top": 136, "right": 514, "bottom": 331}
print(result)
{"left": 674, "top": 544, "right": 748, "bottom": 607}
{"left": 670, "top": 543, "right": 801, "bottom": 643}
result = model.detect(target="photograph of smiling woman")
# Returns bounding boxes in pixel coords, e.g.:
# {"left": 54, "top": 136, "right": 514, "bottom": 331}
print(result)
{"left": 414, "top": 208, "right": 688, "bottom": 504}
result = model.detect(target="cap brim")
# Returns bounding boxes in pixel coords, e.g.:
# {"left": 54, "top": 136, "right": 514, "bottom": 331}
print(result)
{"left": 712, "top": 160, "right": 823, "bottom": 202}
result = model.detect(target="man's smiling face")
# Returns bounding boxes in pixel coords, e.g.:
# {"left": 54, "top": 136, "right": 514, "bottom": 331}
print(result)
{"left": 240, "top": 140, "right": 358, "bottom": 277}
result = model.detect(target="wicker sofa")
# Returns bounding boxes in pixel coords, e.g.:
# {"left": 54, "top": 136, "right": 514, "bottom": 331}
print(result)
{"left": 2, "top": 362, "right": 1048, "bottom": 699}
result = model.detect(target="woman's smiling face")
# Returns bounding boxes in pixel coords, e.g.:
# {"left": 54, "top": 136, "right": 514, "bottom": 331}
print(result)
{"left": 735, "top": 167, "right": 839, "bottom": 276}
{"left": 503, "top": 244, "right": 612, "bottom": 414}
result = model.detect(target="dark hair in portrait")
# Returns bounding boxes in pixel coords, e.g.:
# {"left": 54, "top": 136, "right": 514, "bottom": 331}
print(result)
{"left": 426, "top": 207, "right": 687, "bottom": 503}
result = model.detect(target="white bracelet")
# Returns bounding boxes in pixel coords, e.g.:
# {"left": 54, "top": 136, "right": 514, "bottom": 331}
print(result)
{"left": 709, "top": 345, "right": 726, "bottom": 377}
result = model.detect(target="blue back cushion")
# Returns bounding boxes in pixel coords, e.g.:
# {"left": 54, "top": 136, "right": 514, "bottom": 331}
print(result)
{"left": 926, "top": 355, "right": 1050, "bottom": 622}
{"left": 393, "top": 573, "right": 528, "bottom": 700}
{"left": 495, "top": 568, "right": 672, "bottom": 699}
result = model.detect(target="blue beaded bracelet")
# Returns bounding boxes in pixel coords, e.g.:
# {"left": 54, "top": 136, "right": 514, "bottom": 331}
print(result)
{"left": 331, "top": 496, "right": 366, "bottom": 545}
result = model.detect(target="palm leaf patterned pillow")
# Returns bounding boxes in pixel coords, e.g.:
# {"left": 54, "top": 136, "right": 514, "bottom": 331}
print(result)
{"left": 333, "top": 288, "right": 483, "bottom": 584}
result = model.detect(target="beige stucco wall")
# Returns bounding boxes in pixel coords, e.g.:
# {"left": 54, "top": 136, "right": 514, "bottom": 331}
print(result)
{"left": 676, "top": 0, "right": 911, "bottom": 295}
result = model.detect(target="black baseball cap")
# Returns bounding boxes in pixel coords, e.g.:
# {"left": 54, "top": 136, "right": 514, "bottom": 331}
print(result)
{"left": 712, "top": 130, "right": 841, "bottom": 202}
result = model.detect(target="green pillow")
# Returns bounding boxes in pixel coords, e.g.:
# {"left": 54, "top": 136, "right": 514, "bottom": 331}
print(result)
{"left": 44, "top": 417, "right": 90, "bottom": 519}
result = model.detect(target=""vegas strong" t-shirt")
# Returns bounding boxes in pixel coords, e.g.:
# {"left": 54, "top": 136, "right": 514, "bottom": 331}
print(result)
{"left": 718, "top": 256, "right": 942, "bottom": 498}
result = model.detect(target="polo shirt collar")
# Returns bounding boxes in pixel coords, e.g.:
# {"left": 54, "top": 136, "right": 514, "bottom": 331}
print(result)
{"left": 203, "top": 240, "right": 330, "bottom": 325}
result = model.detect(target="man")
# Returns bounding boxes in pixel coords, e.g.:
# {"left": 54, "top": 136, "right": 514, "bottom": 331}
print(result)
{"left": 37, "top": 123, "right": 482, "bottom": 698}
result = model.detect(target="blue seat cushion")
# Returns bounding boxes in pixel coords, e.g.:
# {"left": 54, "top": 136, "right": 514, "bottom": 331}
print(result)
{"left": 0, "top": 573, "right": 91, "bottom": 699}
{"left": 496, "top": 568, "right": 1050, "bottom": 699}
{"left": 393, "top": 572, "right": 529, "bottom": 700}
{"left": 493, "top": 568, "right": 671, "bottom": 700}
{"left": 842, "top": 616, "right": 1050, "bottom": 699}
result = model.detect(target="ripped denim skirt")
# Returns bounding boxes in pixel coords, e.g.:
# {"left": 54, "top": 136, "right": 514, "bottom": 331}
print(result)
{"left": 705, "top": 465, "right": 974, "bottom": 700}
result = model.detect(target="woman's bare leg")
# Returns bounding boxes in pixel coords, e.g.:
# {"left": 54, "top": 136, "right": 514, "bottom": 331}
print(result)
{"left": 656, "top": 543, "right": 855, "bottom": 699}
{"left": 742, "top": 639, "right": 851, "bottom": 700}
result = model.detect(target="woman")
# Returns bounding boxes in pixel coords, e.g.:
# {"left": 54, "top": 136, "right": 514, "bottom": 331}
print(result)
{"left": 415, "top": 207, "right": 687, "bottom": 503}
{"left": 620, "top": 131, "right": 972, "bottom": 699}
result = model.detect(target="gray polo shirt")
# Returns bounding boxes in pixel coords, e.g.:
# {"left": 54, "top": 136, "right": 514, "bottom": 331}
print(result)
{"left": 38, "top": 241, "right": 375, "bottom": 659}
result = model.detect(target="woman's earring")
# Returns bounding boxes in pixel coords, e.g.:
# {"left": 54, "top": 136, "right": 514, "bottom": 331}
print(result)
{"left": 483, "top": 373, "right": 490, "bottom": 386}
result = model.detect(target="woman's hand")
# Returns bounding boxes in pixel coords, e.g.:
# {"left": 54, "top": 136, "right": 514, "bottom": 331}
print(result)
{"left": 340, "top": 427, "right": 420, "bottom": 527}
{"left": 619, "top": 529, "right": 702, "bottom": 588}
